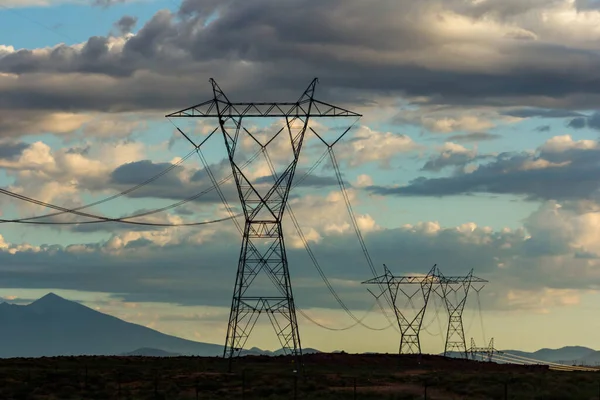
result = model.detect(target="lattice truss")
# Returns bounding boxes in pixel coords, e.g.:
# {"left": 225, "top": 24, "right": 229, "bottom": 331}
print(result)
{"left": 468, "top": 338, "right": 496, "bottom": 362}
{"left": 362, "top": 265, "right": 437, "bottom": 354}
{"left": 435, "top": 269, "right": 487, "bottom": 358}
{"left": 166, "top": 78, "right": 361, "bottom": 366}
{"left": 363, "top": 266, "right": 487, "bottom": 357}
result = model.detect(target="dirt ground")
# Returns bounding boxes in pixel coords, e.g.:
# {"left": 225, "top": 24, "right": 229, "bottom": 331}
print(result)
{"left": 0, "top": 353, "right": 594, "bottom": 399}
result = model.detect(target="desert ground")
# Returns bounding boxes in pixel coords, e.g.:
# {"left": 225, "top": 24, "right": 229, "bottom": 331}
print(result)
{"left": 0, "top": 353, "right": 597, "bottom": 399}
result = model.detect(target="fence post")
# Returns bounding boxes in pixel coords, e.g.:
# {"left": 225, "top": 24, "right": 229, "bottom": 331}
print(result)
{"left": 242, "top": 369, "right": 246, "bottom": 400}
{"left": 154, "top": 374, "right": 159, "bottom": 399}
{"left": 293, "top": 373, "right": 298, "bottom": 400}
{"left": 353, "top": 377, "right": 357, "bottom": 400}
{"left": 117, "top": 373, "right": 121, "bottom": 400}
{"left": 505, "top": 381, "right": 508, "bottom": 400}
{"left": 195, "top": 380, "right": 199, "bottom": 400}
{"left": 424, "top": 382, "right": 428, "bottom": 400}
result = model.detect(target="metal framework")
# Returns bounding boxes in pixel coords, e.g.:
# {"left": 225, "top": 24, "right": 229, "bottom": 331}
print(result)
{"left": 435, "top": 269, "right": 487, "bottom": 358}
{"left": 468, "top": 338, "right": 497, "bottom": 362}
{"left": 362, "top": 265, "right": 437, "bottom": 354}
{"left": 166, "top": 78, "right": 361, "bottom": 368}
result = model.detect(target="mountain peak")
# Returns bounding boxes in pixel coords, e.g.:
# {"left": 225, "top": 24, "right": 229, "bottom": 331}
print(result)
{"left": 32, "top": 292, "right": 66, "bottom": 304}
{"left": 27, "top": 292, "right": 78, "bottom": 312}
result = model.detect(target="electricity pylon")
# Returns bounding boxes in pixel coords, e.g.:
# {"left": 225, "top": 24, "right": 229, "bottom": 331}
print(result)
{"left": 435, "top": 268, "right": 487, "bottom": 358}
{"left": 469, "top": 338, "right": 497, "bottom": 362}
{"left": 166, "top": 78, "right": 361, "bottom": 369}
{"left": 362, "top": 265, "right": 437, "bottom": 354}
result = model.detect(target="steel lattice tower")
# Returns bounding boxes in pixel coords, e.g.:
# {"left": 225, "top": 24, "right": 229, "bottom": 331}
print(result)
{"left": 166, "top": 78, "right": 361, "bottom": 368}
{"left": 435, "top": 268, "right": 487, "bottom": 358}
{"left": 362, "top": 265, "right": 437, "bottom": 354}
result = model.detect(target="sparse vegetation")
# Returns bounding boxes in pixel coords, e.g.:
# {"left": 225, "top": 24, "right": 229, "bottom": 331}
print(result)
{"left": 0, "top": 353, "right": 596, "bottom": 399}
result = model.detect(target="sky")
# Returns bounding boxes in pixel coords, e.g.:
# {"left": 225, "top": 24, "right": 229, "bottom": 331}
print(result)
{"left": 2, "top": 0, "right": 600, "bottom": 355}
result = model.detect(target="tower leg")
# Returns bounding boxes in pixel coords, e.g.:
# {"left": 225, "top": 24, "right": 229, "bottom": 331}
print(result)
{"left": 223, "top": 222, "right": 302, "bottom": 368}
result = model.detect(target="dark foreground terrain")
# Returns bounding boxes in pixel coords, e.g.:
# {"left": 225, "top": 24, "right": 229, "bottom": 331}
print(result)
{"left": 0, "top": 353, "right": 597, "bottom": 399}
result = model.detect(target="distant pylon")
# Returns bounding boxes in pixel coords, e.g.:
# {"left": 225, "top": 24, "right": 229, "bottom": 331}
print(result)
{"left": 434, "top": 268, "right": 487, "bottom": 359}
{"left": 362, "top": 264, "right": 437, "bottom": 354}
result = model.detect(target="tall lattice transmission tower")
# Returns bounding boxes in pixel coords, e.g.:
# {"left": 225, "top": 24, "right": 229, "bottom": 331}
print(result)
{"left": 166, "top": 78, "right": 361, "bottom": 368}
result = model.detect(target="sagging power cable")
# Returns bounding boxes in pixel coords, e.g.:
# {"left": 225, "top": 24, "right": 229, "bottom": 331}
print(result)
{"left": 262, "top": 147, "right": 391, "bottom": 331}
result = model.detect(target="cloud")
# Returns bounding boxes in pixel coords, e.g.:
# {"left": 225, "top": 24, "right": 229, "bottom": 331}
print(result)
{"left": 446, "top": 132, "right": 501, "bottom": 143}
{"left": 91, "top": 0, "right": 128, "bottom": 7}
{"left": 113, "top": 15, "right": 138, "bottom": 36}
{"left": 421, "top": 142, "right": 485, "bottom": 172}
{"left": 368, "top": 135, "right": 600, "bottom": 202}
{"left": 0, "top": 141, "right": 29, "bottom": 160}
{"left": 334, "top": 126, "right": 419, "bottom": 168}
{"left": 502, "top": 109, "right": 583, "bottom": 119}
{"left": 5, "top": 0, "right": 600, "bottom": 116}
{"left": 534, "top": 125, "right": 551, "bottom": 132}
{"left": 1, "top": 198, "right": 600, "bottom": 314}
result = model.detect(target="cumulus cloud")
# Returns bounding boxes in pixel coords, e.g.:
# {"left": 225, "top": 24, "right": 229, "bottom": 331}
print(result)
{"left": 334, "top": 126, "right": 419, "bottom": 168}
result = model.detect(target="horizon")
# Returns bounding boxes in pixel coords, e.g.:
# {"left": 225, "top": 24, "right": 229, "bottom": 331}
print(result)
{"left": 2, "top": 0, "right": 600, "bottom": 357}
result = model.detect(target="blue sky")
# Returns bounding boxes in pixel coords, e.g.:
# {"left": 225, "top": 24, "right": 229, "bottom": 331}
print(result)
{"left": 2, "top": 0, "right": 600, "bottom": 355}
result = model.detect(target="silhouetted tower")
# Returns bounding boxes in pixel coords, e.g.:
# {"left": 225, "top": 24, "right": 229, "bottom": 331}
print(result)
{"left": 362, "top": 265, "right": 437, "bottom": 354}
{"left": 435, "top": 268, "right": 487, "bottom": 358}
{"left": 468, "top": 337, "right": 496, "bottom": 362}
{"left": 166, "top": 78, "right": 361, "bottom": 369}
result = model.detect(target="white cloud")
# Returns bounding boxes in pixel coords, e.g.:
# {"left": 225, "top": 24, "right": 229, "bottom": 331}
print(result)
{"left": 336, "top": 126, "right": 419, "bottom": 168}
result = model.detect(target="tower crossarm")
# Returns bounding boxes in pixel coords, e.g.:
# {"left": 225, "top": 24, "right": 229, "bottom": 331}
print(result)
{"left": 438, "top": 276, "right": 488, "bottom": 284}
{"left": 362, "top": 275, "right": 439, "bottom": 285}
{"left": 166, "top": 100, "right": 362, "bottom": 118}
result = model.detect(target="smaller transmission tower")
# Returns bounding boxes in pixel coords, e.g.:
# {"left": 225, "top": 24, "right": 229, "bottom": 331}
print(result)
{"left": 468, "top": 338, "right": 497, "bottom": 362}
{"left": 362, "top": 264, "right": 437, "bottom": 354}
{"left": 435, "top": 268, "right": 487, "bottom": 358}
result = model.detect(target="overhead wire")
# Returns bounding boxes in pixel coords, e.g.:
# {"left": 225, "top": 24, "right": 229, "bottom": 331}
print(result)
{"left": 0, "top": 146, "right": 202, "bottom": 224}
{"left": 262, "top": 147, "right": 391, "bottom": 331}
{"left": 327, "top": 146, "right": 398, "bottom": 328}
{"left": 0, "top": 129, "right": 268, "bottom": 227}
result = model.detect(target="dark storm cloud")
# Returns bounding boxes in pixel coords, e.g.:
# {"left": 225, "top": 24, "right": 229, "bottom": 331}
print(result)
{"left": 114, "top": 15, "right": 138, "bottom": 35}
{"left": 0, "top": 222, "right": 555, "bottom": 310}
{"left": 446, "top": 132, "right": 501, "bottom": 143}
{"left": 568, "top": 117, "right": 586, "bottom": 129}
{"left": 2, "top": 1, "right": 600, "bottom": 113}
{"left": 534, "top": 125, "right": 551, "bottom": 132}
{"left": 566, "top": 112, "right": 600, "bottom": 131}
{"left": 0, "top": 142, "right": 28, "bottom": 159}
{"left": 369, "top": 142, "right": 600, "bottom": 201}
{"left": 106, "top": 159, "right": 235, "bottom": 202}
{"left": 502, "top": 109, "right": 584, "bottom": 119}
{"left": 0, "top": 213, "right": 596, "bottom": 311}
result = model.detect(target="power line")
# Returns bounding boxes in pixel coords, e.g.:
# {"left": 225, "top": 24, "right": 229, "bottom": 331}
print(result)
{"left": 263, "top": 147, "right": 391, "bottom": 331}
{"left": 0, "top": 2, "right": 76, "bottom": 43}
{"left": 0, "top": 147, "right": 201, "bottom": 224}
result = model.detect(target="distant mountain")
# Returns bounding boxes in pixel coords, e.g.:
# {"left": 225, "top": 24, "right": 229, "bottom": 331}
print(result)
{"left": 445, "top": 346, "right": 598, "bottom": 365}
{"left": 532, "top": 346, "right": 595, "bottom": 363}
{"left": 576, "top": 351, "right": 600, "bottom": 365}
{"left": 0, "top": 293, "right": 224, "bottom": 358}
{"left": 120, "top": 348, "right": 181, "bottom": 357}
